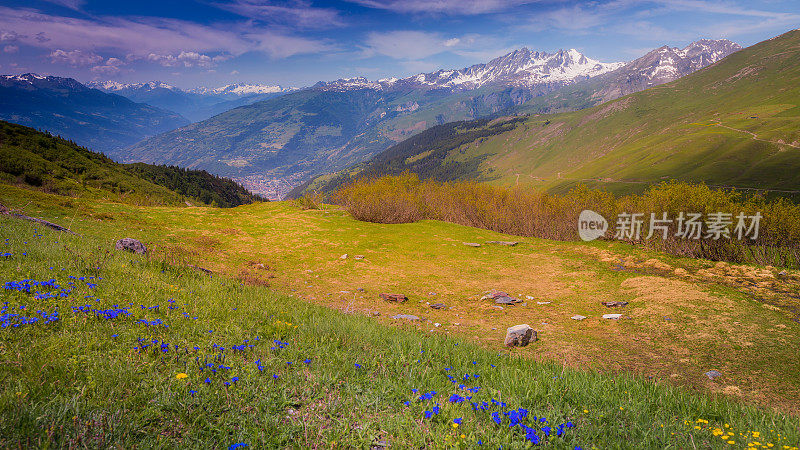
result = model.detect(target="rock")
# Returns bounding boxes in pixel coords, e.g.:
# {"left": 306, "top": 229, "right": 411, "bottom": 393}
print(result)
{"left": 601, "top": 301, "right": 628, "bottom": 307}
{"left": 525, "top": 295, "right": 535, "bottom": 300}
{"left": 486, "top": 241, "right": 518, "bottom": 246}
{"left": 492, "top": 305, "right": 504, "bottom": 310}
{"left": 428, "top": 292, "right": 437, "bottom": 296}
{"left": 115, "top": 238, "right": 146, "bottom": 254}
{"left": 536, "top": 301, "right": 551, "bottom": 305}
{"left": 571, "top": 315, "right": 587, "bottom": 320}
{"left": 392, "top": 314, "right": 421, "bottom": 321}
{"left": 340, "top": 254, "right": 348, "bottom": 259}
{"left": 482, "top": 290, "right": 521, "bottom": 304}
{"left": 504, "top": 324, "right": 536, "bottom": 347}
{"left": 380, "top": 293, "right": 408, "bottom": 302}
{"left": 463, "top": 242, "right": 481, "bottom": 247}
{"left": 495, "top": 296, "right": 519, "bottom": 305}
{"left": 430, "top": 303, "right": 447, "bottom": 309}
{"left": 704, "top": 370, "right": 721, "bottom": 380}
{"left": 434, "top": 323, "right": 441, "bottom": 327}
{"left": 602, "top": 313, "right": 623, "bottom": 320}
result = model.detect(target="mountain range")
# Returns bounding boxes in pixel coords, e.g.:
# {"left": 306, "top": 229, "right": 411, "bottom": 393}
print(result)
{"left": 88, "top": 81, "right": 295, "bottom": 122}
{"left": 300, "top": 30, "right": 800, "bottom": 200}
{"left": 0, "top": 73, "right": 189, "bottom": 156}
{"left": 128, "top": 39, "right": 739, "bottom": 198}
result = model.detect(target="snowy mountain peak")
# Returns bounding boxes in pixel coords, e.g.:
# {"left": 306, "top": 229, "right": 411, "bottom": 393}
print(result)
{"left": 208, "top": 83, "right": 287, "bottom": 96}
{"left": 628, "top": 38, "right": 742, "bottom": 84}
{"left": 405, "top": 47, "right": 624, "bottom": 91}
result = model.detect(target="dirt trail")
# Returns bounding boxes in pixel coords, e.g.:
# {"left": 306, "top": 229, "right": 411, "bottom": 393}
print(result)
{"left": 711, "top": 120, "right": 800, "bottom": 149}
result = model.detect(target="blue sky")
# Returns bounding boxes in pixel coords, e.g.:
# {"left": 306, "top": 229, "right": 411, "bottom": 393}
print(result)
{"left": 0, "top": 0, "right": 798, "bottom": 89}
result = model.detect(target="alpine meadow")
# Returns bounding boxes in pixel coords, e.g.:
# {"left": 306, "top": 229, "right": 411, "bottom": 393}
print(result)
{"left": 1, "top": 1, "right": 800, "bottom": 449}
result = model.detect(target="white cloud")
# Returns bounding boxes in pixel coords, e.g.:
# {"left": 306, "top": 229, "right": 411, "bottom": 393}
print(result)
{"left": 363, "top": 30, "right": 459, "bottom": 60}
{"left": 3, "top": 45, "right": 18, "bottom": 54}
{"left": 348, "top": 0, "right": 539, "bottom": 15}
{"left": 49, "top": 49, "right": 103, "bottom": 66}
{"left": 0, "top": 6, "right": 332, "bottom": 62}
{"left": 42, "top": 0, "right": 86, "bottom": 10}
{"left": 91, "top": 57, "right": 125, "bottom": 75}
{"left": 214, "top": 0, "right": 346, "bottom": 29}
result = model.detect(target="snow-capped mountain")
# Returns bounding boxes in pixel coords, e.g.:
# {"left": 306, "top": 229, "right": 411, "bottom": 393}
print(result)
{"left": 3, "top": 73, "right": 90, "bottom": 91}
{"left": 0, "top": 73, "right": 188, "bottom": 154}
{"left": 403, "top": 48, "right": 624, "bottom": 90}
{"left": 199, "top": 83, "right": 291, "bottom": 96}
{"left": 87, "top": 80, "right": 180, "bottom": 92}
{"left": 584, "top": 39, "right": 742, "bottom": 102}
{"left": 89, "top": 80, "right": 293, "bottom": 121}
{"left": 625, "top": 39, "right": 741, "bottom": 86}
{"left": 317, "top": 48, "right": 624, "bottom": 92}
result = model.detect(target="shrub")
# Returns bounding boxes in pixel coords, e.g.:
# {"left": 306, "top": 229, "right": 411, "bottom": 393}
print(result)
{"left": 335, "top": 174, "right": 800, "bottom": 268}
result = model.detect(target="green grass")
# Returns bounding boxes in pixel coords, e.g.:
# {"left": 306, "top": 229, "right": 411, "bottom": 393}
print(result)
{"left": 1, "top": 217, "right": 799, "bottom": 448}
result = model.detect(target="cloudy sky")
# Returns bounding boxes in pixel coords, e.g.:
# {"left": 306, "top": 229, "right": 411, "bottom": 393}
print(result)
{"left": 0, "top": 0, "right": 798, "bottom": 89}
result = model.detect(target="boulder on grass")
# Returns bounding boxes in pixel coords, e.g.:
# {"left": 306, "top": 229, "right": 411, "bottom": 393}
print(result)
{"left": 115, "top": 238, "right": 146, "bottom": 255}
{"left": 504, "top": 324, "right": 536, "bottom": 347}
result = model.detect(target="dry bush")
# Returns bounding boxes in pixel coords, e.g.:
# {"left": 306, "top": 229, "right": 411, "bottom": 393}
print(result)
{"left": 335, "top": 174, "right": 800, "bottom": 268}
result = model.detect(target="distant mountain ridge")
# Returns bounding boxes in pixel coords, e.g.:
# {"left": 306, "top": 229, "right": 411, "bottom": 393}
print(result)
{"left": 88, "top": 80, "right": 295, "bottom": 122}
{"left": 0, "top": 73, "right": 189, "bottom": 156}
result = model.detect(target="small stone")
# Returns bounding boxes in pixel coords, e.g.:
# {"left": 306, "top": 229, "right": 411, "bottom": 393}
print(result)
{"left": 463, "top": 242, "right": 481, "bottom": 247}
{"left": 371, "top": 440, "right": 390, "bottom": 450}
{"left": 536, "top": 301, "right": 551, "bottom": 305}
{"left": 340, "top": 254, "right": 348, "bottom": 259}
{"left": 504, "top": 324, "right": 536, "bottom": 347}
{"left": 354, "top": 255, "right": 364, "bottom": 260}
{"left": 392, "top": 314, "right": 421, "bottom": 321}
{"left": 571, "top": 315, "right": 587, "bottom": 320}
{"left": 704, "top": 370, "right": 721, "bottom": 380}
{"left": 495, "top": 296, "right": 518, "bottom": 305}
{"left": 486, "top": 241, "right": 519, "bottom": 246}
{"left": 492, "top": 305, "right": 503, "bottom": 310}
{"left": 428, "top": 292, "right": 437, "bottom": 296}
{"left": 602, "top": 313, "right": 623, "bottom": 320}
{"left": 380, "top": 293, "right": 408, "bottom": 302}
{"left": 430, "top": 303, "right": 447, "bottom": 309}
{"left": 115, "top": 238, "right": 146, "bottom": 254}
{"left": 602, "top": 301, "right": 629, "bottom": 307}
{"left": 481, "top": 290, "right": 509, "bottom": 300}
{"left": 434, "top": 323, "right": 441, "bottom": 327}
{"left": 526, "top": 295, "right": 535, "bottom": 300}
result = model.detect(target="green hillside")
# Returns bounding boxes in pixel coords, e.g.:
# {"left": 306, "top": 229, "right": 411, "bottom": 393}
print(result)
{"left": 312, "top": 29, "right": 800, "bottom": 199}
{"left": 0, "top": 120, "right": 259, "bottom": 207}
{"left": 125, "top": 84, "right": 541, "bottom": 186}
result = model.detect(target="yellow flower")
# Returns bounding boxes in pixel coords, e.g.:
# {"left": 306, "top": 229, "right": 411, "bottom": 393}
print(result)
{"left": 583, "top": 409, "right": 589, "bottom": 414}
{"left": 753, "top": 432, "right": 761, "bottom": 438}
{"left": 451, "top": 423, "right": 459, "bottom": 429}
{"left": 460, "top": 434, "right": 465, "bottom": 439}
{"left": 176, "top": 373, "right": 188, "bottom": 380}
{"left": 728, "top": 441, "right": 735, "bottom": 445}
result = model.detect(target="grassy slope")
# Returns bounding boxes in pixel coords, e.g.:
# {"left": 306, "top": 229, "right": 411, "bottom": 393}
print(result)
{"left": 0, "top": 120, "right": 259, "bottom": 207}
{"left": 1, "top": 186, "right": 799, "bottom": 448}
